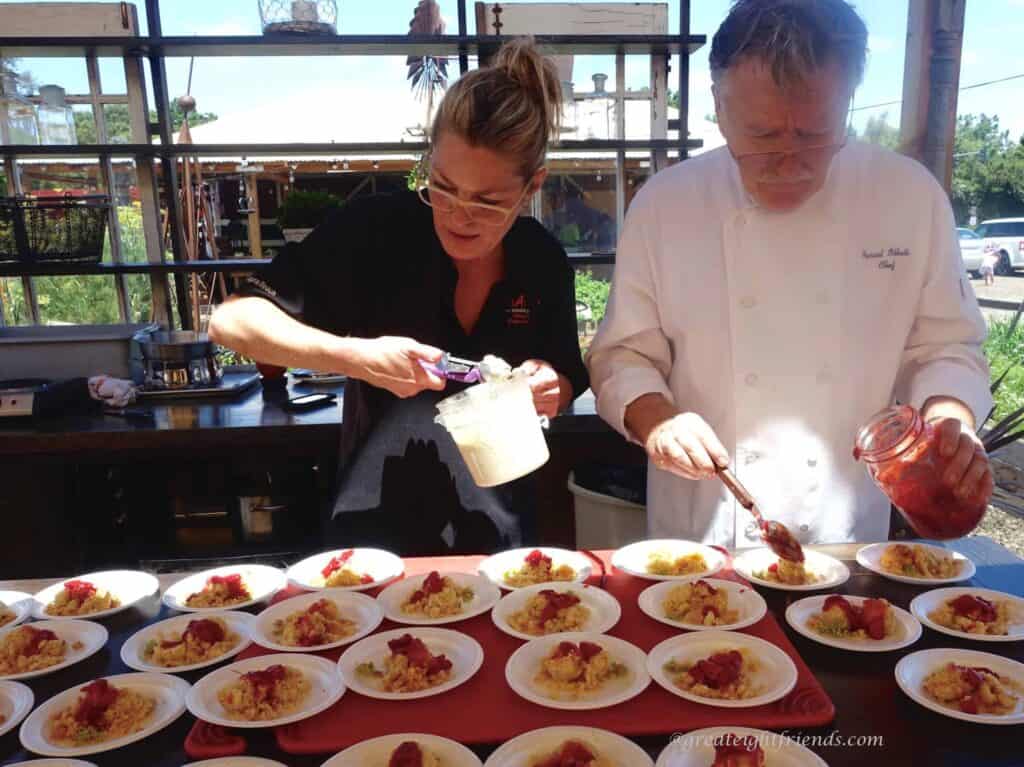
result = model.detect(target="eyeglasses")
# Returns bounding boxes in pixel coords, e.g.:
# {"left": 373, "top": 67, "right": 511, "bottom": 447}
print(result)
{"left": 729, "top": 136, "right": 848, "bottom": 168}
{"left": 417, "top": 179, "right": 528, "bottom": 227}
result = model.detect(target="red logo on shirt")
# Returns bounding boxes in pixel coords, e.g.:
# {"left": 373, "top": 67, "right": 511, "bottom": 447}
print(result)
{"left": 507, "top": 293, "right": 531, "bottom": 326}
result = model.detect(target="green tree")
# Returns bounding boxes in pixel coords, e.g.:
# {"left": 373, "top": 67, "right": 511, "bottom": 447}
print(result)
{"left": 74, "top": 102, "right": 217, "bottom": 144}
{"left": 951, "top": 114, "right": 1024, "bottom": 223}
{"left": 857, "top": 112, "right": 901, "bottom": 150}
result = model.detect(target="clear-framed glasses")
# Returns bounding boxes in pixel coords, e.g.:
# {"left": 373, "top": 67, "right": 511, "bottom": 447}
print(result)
{"left": 727, "top": 101, "right": 854, "bottom": 169}
{"left": 729, "top": 136, "right": 849, "bottom": 168}
{"left": 417, "top": 178, "right": 528, "bottom": 227}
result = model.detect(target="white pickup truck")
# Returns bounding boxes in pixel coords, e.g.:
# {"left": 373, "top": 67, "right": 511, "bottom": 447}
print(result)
{"left": 977, "top": 217, "right": 1024, "bottom": 275}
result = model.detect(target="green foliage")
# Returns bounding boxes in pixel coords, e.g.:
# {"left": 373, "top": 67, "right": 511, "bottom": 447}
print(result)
{"left": 0, "top": 205, "right": 153, "bottom": 325}
{"left": 852, "top": 112, "right": 901, "bottom": 150}
{"left": 574, "top": 268, "right": 611, "bottom": 326}
{"left": 847, "top": 112, "right": 1024, "bottom": 224}
{"left": 73, "top": 102, "right": 218, "bottom": 144}
{"left": 406, "top": 154, "right": 429, "bottom": 192}
{"left": 951, "top": 114, "right": 1024, "bottom": 223}
{"left": 985, "top": 315, "right": 1024, "bottom": 422}
{"left": 277, "top": 190, "right": 342, "bottom": 229}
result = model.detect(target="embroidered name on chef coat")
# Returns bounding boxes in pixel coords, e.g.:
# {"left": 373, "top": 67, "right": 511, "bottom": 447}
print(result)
{"left": 862, "top": 246, "right": 911, "bottom": 271}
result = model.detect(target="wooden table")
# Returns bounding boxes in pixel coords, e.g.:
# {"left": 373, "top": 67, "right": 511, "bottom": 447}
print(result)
{"left": 1, "top": 538, "right": 1021, "bottom": 766}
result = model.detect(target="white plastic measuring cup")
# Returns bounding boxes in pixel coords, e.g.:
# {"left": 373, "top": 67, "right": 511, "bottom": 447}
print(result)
{"left": 434, "top": 371, "right": 550, "bottom": 487}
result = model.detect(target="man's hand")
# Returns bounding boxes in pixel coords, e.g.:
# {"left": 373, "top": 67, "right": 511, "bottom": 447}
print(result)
{"left": 922, "top": 396, "right": 993, "bottom": 505}
{"left": 518, "top": 359, "right": 564, "bottom": 419}
{"left": 348, "top": 336, "right": 446, "bottom": 398}
{"left": 932, "top": 417, "right": 994, "bottom": 504}
{"left": 645, "top": 412, "right": 731, "bottom": 480}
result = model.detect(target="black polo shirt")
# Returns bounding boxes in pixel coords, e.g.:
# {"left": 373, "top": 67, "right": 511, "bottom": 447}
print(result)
{"left": 240, "top": 191, "right": 589, "bottom": 445}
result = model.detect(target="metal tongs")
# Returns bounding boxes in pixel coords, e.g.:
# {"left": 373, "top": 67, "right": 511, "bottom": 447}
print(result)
{"left": 714, "top": 463, "right": 805, "bottom": 562}
{"left": 421, "top": 353, "right": 486, "bottom": 384}
{"left": 421, "top": 353, "right": 513, "bottom": 385}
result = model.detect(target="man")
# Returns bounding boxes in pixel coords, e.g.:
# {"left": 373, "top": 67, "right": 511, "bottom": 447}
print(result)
{"left": 587, "top": 0, "right": 993, "bottom": 547}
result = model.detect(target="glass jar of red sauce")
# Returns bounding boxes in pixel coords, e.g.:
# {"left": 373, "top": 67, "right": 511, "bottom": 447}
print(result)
{"left": 854, "top": 405, "right": 987, "bottom": 540}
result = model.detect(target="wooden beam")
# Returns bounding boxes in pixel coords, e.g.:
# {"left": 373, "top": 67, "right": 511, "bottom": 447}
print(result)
{"left": 245, "top": 175, "right": 263, "bottom": 259}
{"left": 899, "top": 0, "right": 966, "bottom": 191}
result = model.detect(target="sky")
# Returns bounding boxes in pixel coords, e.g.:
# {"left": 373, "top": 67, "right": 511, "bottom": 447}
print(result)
{"left": 7, "top": 0, "right": 1024, "bottom": 147}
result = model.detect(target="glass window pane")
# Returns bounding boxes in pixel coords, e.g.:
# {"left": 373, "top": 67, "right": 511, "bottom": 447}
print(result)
{"left": 72, "top": 105, "right": 97, "bottom": 145}
{"left": 574, "top": 266, "right": 611, "bottom": 355}
{"left": 0, "top": 278, "right": 30, "bottom": 326}
{"left": 97, "top": 58, "right": 128, "bottom": 95}
{"left": 543, "top": 153, "right": 619, "bottom": 253}
{"left": 125, "top": 273, "right": 154, "bottom": 324}
{"left": 18, "top": 159, "right": 103, "bottom": 195}
{"left": 34, "top": 275, "right": 121, "bottom": 325}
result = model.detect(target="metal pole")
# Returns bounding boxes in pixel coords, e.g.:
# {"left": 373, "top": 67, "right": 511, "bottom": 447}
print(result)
{"left": 457, "top": 0, "right": 469, "bottom": 74}
{"left": 678, "top": 0, "right": 691, "bottom": 160}
{"left": 145, "top": 0, "right": 192, "bottom": 329}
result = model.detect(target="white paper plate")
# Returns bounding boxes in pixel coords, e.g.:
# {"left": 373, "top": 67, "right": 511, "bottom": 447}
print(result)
{"left": 337, "top": 627, "right": 483, "bottom": 701}
{"left": 31, "top": 571, "right": 159, "bottom": 621}
{"left": 186, "top": 652, "right": 344, "bottom": 729}
{"left": 485, "top": 726, "right": 654, "bottom": 767}
{"left": 492, "top": 583, "right": 621, "bottom": 641}
{"left": 732, "top": 549, "right": 850, "bottom": 592}
{"left": 286, "top": 548, "right": 404, "bottom": 593}
{"left": 5, "top": 760, "right": 98, "bottom": 766}
{"left": 19, "top": 672, "right": 189, "bottom": 757}
{"left": 252, "top": 590, "right": 382, "bottom": 652}
{"left": 478, "top": 548, "right": 593, "bottom": 591}
{"left": 612, "top": 540, "right": 726, "bottom": 582}
{"left": 0, "top": 680, "right": 34, "bottom": 739}
{"left": 910, "top": 588, "right": 1024, "bottom": 642}
{"left": 163, "top": 565, "right": 285, "bottom": 613}
{"left": 121, "top": 612, "right": 254, "bottom": 673}
{"left": 785, "top": 595, "right": 922, "bottom": 652}
{"left": 377, "top": 572, "right": 501, "bottom": 626}
{"left": 856, "top": 542, "right": 976, "bottom": 585}
{"left": 647, "top": 631, "right": 798, "bottom": 708}
{"left": 323, "top": 733, "right": 484, "bottom": 767}
{"left": 184, "top": 760, "right": 288, "bottom": 767}
{"left": 638, "top": 579, "right": 767, "bottom": 632}
{"left": 0, "top": 591, "right": 33, "bottom": 630}
{"left": 505, "top": 631, "right": 651, "bottom": 710}
{"left": 0, "top": 620, "right": 108, "bottom": 681}
{"left": 895, "top": 648, "right": 1024, "bottom": 724}
{"left": 655, "top": 726, "right": 828, "bottom": 766}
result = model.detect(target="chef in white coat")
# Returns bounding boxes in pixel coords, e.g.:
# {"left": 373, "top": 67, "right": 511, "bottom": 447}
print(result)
{"left": 587, "top": 0, "right": 993, "bottom": 548}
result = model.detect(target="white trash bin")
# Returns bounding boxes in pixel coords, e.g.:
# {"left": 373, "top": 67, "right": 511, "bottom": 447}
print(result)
{"left": 568, "top": 471, "right": 647, "bottom": 549}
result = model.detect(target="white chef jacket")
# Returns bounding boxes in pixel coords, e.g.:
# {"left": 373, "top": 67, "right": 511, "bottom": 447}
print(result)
{"left": 587, "top": 141, "right": 992, "bottom": 548}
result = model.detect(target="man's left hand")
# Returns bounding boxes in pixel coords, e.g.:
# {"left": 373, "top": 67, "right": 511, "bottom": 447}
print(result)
{"left": 519, "top": 359, "right": 565, "bottom": 419}
{"left": 933, "top": 417, "right": 994, "bottom": 504}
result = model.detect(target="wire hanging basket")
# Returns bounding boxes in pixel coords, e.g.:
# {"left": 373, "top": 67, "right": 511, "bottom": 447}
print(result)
{"left": 259, "top": 0, "right": 338, "bottom": 35}
{"left": 0, "top": 194, "right": 110, "bottom": 265}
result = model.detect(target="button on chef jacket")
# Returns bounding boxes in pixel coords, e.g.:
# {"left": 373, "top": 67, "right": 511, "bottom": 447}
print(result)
{"left": 587, "top": 141, "right": 991, "bottom": 548}
{"left": 239, "top": 191, "right": 589, "bottom": 536}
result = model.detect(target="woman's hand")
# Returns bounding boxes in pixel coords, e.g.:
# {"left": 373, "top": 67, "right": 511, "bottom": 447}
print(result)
{"left": 518, "top": 358, "right": 565, "bottom": 419}
{"left": 931, "top": 417, "right": 994, "bottom": 504}
{"left": 348, "top": 336, "right": 446, "bottom": 398}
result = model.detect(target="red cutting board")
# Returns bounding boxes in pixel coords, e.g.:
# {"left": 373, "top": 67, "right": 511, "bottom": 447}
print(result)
{"left": 190, "top": 551, "right": 835, "bottom": 756}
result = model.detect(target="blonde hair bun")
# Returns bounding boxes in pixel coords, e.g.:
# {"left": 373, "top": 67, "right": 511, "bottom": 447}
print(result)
{"left": 431, "top": 37, "right": 562, "bottom": 179}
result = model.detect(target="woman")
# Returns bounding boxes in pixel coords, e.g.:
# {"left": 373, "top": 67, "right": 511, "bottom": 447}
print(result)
{"left": 210, "top": 38, "right": 588, "bottom": 554}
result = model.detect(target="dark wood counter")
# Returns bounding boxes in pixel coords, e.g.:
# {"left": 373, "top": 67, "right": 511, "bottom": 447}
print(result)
{"left": 0, "top": 375, "right": 643, "bottom": 576}
{"left": 0, "top": 374, "right": 614, "bottom": 458}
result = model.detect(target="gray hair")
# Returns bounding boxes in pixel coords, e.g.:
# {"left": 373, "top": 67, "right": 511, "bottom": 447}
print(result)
{"left": 709, "top": 0, "right": 868, "bottom": 89}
